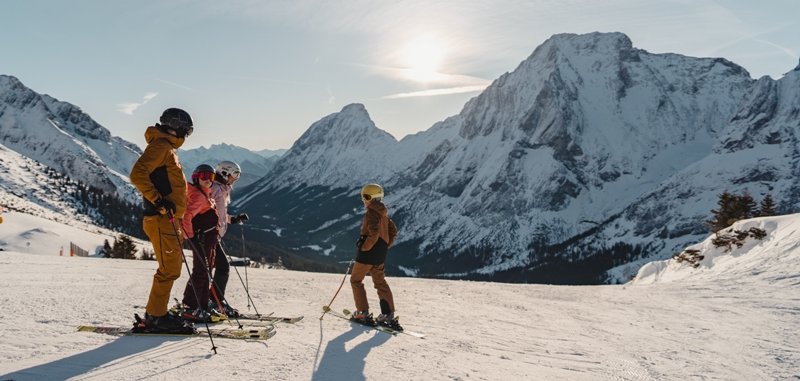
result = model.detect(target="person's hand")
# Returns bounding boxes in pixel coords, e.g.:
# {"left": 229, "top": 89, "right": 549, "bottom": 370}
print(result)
{"left": 154, "top": 198, "right": 176, "bottom": 215}
{"left": 356, "top": 235, "right": 367, "bottom": 249}
{"left": 231, "top": 213, "right": 249, "bottom": 224}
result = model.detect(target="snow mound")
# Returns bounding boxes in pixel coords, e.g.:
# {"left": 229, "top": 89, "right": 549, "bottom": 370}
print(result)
{"left": 632, "top": 213, "right": 800, "bottom": 285}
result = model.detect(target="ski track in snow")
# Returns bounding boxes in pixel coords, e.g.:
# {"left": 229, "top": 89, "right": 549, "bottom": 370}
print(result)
{"left": 0, "top": 250, "right": 797, "bottom": 380}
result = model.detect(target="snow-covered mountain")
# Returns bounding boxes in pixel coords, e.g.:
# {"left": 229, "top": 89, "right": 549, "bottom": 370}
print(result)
{"left": 236, "top": 32, "right": 800, "bottom": 283}
{"left": 179, "top": 143, "right": 284, "bottom": 188}
{"left": 254, "top": 147, "right": 287, "bottom": 159}
{"left": 0, "top": 75, "right": 141, "bottom": 202}
{"left": 0, "top": 142, "right": 142, "bottom": 236}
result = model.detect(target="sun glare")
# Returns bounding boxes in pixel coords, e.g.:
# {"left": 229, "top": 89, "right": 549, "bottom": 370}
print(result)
{"left": 402, "top": 37, "right": 445, "bottom": 83}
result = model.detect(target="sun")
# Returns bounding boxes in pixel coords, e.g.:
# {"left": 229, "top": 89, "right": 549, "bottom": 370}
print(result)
{"left": 401, "top": 37, "right": 445, "bottom": 83}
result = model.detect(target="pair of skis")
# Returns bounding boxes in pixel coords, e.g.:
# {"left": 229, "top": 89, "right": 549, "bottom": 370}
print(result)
{"left": 322, "top": 306, "right": 425, "bottom": 339}
{"left": 77, "top": 324, "right": 276, "bottom": 340}
{"left": 237, "top": 312, "right": 304, "bottom": 324}
{"left": 79, "top": 313, "right": 304, "bottom": 341}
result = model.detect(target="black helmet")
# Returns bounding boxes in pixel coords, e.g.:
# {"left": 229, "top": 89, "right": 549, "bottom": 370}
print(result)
{"left": 159, "top": 108, "right": 194, "bottom": 138}
{"left": 191, "top": 164, "right": 215, "bottom": 185}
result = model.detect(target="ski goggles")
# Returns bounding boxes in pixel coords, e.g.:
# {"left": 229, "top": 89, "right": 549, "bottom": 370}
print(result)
{"left": 192, "top": 171, "right": 215, "bottom": 182}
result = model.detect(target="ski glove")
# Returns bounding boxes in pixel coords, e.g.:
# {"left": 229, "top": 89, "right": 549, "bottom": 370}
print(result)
{"left": 154, "top": 198, "right": 176, "bottom": 215}
{"left": 356, "top": 235, "right": 367, "bottom": 249}
{"left": 231, "top": 213, "right": 249, "bottom": 224}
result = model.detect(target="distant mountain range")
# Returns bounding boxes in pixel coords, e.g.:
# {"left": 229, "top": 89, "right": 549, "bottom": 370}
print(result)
{"left": 179, "top": 144, "right": 285, "bottom": 188}
{"left": 3, "top": 32, "right": 799, "bottom": 284}
{"left": 234, "top": 32, "right": 800, "bottom": 284}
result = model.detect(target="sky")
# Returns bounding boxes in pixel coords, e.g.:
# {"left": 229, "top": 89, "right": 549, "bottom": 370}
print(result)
{"left": 2, "top": 0, "right": 799, "bottom": 151}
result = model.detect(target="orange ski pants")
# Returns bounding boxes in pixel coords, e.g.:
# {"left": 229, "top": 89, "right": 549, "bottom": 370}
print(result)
{"left": 143, "top": 215, "right": 184, "bottom": 317}
{"left": 350, "top": 262, "right": 395, "bottom": 313}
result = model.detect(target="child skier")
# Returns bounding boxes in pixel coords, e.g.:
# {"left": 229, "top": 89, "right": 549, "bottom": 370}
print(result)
{"left": 350, "top": 183, "right": 402, "bottom": 330}
{"left": 208, "top": 160, "right": 248, "bottom": 317}
{"left": 179, "top": 164, "right": 221, "bottom": 322}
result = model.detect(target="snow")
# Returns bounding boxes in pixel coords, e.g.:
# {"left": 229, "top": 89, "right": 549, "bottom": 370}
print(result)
{"left": 1, "top": 213, "right": 798, "bottom": 380}
{"left": 632, "top": 214, "right": 800, "bottom": 286}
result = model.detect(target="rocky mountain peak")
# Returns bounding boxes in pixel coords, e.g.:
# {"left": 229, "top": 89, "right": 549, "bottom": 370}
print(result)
{"left": 292, "top": 103, "right": 395, "bottom": 152}
{"left": 0, "top": 75, "right": 141, "bottom": 202}
{"left": 258, "top": 103, "right": 398, "bottom": 189}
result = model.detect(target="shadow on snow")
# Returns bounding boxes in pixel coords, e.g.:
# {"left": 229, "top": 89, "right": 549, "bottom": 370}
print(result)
{"left": 1, "top": 335, "right": 196, "bottom": 380}
{"left": 312, "top": 323, "right": 392, "bottom": 381}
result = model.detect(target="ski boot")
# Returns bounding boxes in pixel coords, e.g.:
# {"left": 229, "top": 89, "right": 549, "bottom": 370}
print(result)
{"left": 211, "top": 300, "right": 239, "bottom": 318}
{"left": 376, "top": 313, "right": 403, "bottom": 331}
{"left": 134, "top": 312, "right": 195, "bottom": 334}
{"left": 181, "top": 308, "right": 213, "bottom": 323}
{"left": 351, "top": 310, "right": 376, "bottom": 326}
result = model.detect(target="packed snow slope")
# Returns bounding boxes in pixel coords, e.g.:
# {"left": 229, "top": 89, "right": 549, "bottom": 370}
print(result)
{"left": 0, "top": 212, "right": 798, "bottom": 380}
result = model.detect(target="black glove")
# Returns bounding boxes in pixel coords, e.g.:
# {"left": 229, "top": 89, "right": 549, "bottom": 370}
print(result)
{"left": 154, "top": 198, "right": 176, "bottom": 215}
{"left": 231, "top": 213, "right": 249, "bottom": 224}
{"left": 356, "top": 235, "right": 367, "bottom": 249}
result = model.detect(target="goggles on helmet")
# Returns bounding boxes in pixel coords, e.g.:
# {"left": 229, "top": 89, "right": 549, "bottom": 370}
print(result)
{"left": 192, "top": 171, "right": 215, "bottom": 182}
{"left": 225, "top": 170, "right": 241, "bottom": 180}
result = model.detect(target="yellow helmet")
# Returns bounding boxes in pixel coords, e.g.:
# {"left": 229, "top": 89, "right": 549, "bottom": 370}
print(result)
{"left": 360, "top": 183, "right": 384, "bottom": 202}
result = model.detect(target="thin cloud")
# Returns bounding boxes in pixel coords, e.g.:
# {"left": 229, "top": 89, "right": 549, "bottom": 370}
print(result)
{"left": 753, "top": 38, "right": 799, "bottom": 60}
{"left": 156, "top": 78, "right": 194, "bottom": 91}
{"left": 116, "top": 92, "right": 158, "bottom": 115}
{"left": 376, "top": 66, "right": 490, "bottom": 86}
{"left": 383, "top": 85, "right": 488, "bottom": 99}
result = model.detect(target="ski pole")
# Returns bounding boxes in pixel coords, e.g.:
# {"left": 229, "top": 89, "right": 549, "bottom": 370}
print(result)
{"left": 241, "top": 224, "right": 250, "bottom": 309}
{"left": 217, "top": 240, "right": 262, "bottom": 317}
{"left": 319, "top": 253, "right": 356, "bottom": 320}
{"left": 166, "top": 211, "right": 218, "bottom": 354}
{"left": 184, "top": 232, "right": 247, "bottom": 329}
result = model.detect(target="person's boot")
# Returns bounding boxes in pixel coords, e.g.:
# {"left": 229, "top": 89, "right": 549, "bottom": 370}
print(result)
{"left": 376, "top": 312, "right": 403, "bottom": 331}
{"left": 351, "top": 310, "right": 376, "bottom": 326}
{"left": 144, "top": 311, "right": 195, "bottom": 333}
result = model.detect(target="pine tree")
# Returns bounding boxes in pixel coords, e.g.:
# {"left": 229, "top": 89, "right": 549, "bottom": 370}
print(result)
{"left": 110, "top": 235, "right": 138, "bottom": 259}
{"left": 758, "top": 194, "right": 777, "bottom": 217}
{"left": 707, "top": 191, "right": 764, "bottom": 232}
{"left": 736, "top": 192, "right": 757, "bottom": 219}
{"left": 102, "top": 239, "right": 112, "bottom": 258}
{"left": 706, "top": 191, "right": 737, "bottom": 232}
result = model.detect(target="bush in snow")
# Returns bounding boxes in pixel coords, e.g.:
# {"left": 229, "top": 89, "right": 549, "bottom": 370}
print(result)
{"left": 710, "top": 227, "right": 767, "bottom": 252}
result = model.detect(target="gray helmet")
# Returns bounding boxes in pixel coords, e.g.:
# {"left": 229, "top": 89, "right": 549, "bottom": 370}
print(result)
{"left": 159, "top": 108, "right": 193, "bottom": 138}
{"left": 216, "top": 160, "right": 241, "bottom": 183}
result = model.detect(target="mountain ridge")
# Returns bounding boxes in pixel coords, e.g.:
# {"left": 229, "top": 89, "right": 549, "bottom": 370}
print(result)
{"left": 236, "top": 32, "right": 799, "bottom": 283}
